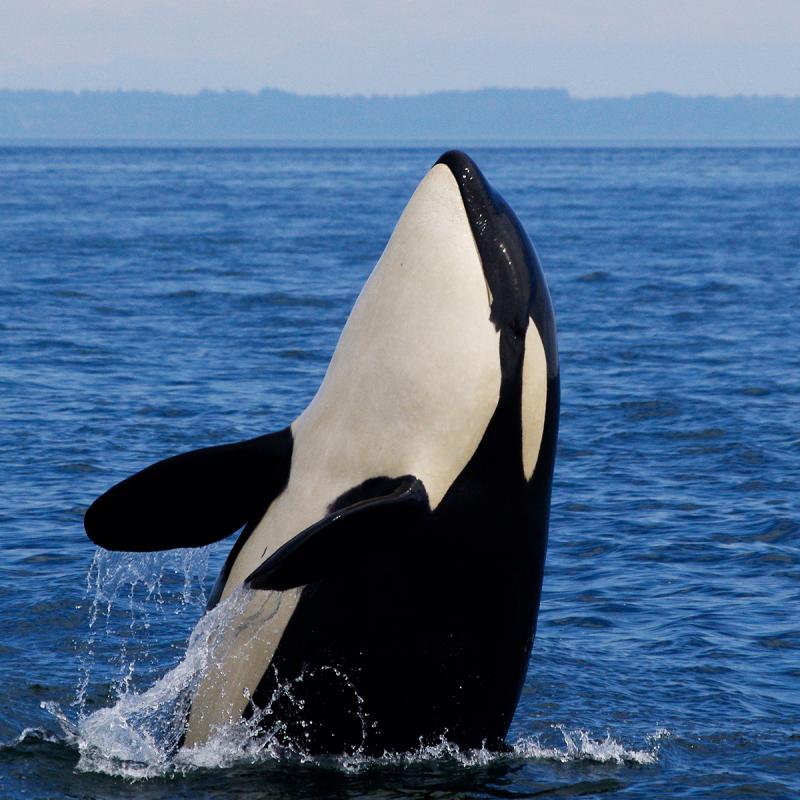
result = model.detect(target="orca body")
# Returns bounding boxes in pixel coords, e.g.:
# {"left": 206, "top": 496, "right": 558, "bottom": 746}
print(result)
{"left": 84, "top": 151, "right": 559, "bottom": 755}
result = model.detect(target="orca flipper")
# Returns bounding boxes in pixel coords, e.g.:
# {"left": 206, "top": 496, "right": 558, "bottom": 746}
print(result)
{"left": 84, "top": 428, "right": 293, "bottom": 551}
{"left": 245, "top": 475, "right": 429, "bottom": 591}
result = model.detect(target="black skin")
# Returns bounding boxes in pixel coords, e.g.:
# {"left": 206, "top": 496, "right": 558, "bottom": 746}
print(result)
{"left": 242, "top": 152, "right": 560, "bottom": 755}
{"left": 84, "top": 151, "right": 559, "bottom": 756}
{"left": 84, "top": 429, "right": 293, "bottom": 554}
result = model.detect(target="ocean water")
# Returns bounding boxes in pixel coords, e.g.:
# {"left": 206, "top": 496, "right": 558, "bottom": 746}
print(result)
{"left": 0, "top": 144, "right": 798, "bottom": 799}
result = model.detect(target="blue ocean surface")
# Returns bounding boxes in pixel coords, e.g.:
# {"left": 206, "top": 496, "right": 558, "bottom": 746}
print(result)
{"left": 0, "top": 144, "right": 798, "bottom": 798}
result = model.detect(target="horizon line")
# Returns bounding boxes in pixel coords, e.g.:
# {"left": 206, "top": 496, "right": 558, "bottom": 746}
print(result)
{"left": 3, "top": 86, "right": 800, "bottom": 102}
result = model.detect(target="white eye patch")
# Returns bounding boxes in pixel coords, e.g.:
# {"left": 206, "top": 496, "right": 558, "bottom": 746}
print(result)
{"left": 521, "top": 321, "right": 548, "bottom": 481}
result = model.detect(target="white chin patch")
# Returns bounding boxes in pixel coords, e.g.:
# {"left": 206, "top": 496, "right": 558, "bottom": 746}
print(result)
{"left": 286, "top": 162, "right": 502, "bottom": 511}
{"left": 521, "top": 322, "right": 548, "bottom": 480}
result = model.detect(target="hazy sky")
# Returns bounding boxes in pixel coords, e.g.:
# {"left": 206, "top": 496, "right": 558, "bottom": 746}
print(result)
{"left": 1, "top": 0, "right": 799, "bottom": 97}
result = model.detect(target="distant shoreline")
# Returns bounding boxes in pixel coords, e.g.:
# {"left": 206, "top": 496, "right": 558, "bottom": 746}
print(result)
{"left": 1, "top": 139, "right": 799, "bottom": 148}
{"left": 2, "top": 88, "right": 799, "bottom": 141}
{"left": 4, "top": 87, "right": 799, "bottom": 100}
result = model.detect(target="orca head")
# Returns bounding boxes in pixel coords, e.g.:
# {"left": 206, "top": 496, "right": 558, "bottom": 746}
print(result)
{"left": 294, "top": 150, "right": 557, "bottom": 508}
{"left": 434, "top": 151, "right": 559, "bottom": 483}
{"left": 434, "top": 150, "right": 558, "bottom": 380}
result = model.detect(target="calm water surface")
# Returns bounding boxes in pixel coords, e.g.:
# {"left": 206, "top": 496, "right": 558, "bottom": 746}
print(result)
{"left": 0, "top": 145, "right": 798, "bottom": 798}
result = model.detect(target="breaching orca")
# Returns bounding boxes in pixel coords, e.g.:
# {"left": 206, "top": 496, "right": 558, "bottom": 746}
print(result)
{"left": 84, "top": 151, "right": 559, "bottom": 754}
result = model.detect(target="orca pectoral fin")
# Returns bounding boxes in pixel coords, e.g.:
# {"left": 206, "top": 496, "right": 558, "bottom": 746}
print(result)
{"left": 245, "top": 475, "right": 430, "bottom": 591}
{"left": 84, "top": 427, "right": 293, "bottom": 552}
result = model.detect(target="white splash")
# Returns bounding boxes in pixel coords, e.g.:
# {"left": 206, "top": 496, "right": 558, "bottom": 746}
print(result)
{"left": 43, "top": 548, "right": 665, "bottom": 779}
{"left": 74, "top": 548, "right": 211, "bottom": 719}
{"left": 48, "top": 585, "right": 255, "bottom": 778}
{"left": 335, "top": 726, "right": 665, "bottom": 773}
{"left": 511, "top": 725, "right": 665, "bottom": 765}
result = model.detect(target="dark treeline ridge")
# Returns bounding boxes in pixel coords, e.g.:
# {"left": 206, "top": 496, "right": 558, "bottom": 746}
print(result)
{"left": 1, "top": 87, "right": 799, "bottom": 140}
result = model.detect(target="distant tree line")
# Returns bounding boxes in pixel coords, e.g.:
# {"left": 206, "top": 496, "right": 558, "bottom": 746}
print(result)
{"left": 1, "top": 88, "right": 798, "bottom": 140}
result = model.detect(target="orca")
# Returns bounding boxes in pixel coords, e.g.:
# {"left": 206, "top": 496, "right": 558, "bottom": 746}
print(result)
{"left": 84, "top": 150, "right": 559, "bottom": 755}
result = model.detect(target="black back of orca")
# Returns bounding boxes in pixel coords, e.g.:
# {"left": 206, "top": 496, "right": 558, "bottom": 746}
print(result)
{"left": 244, "top": 152, "right": 560, "bottom": 754}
